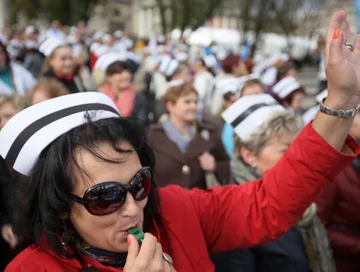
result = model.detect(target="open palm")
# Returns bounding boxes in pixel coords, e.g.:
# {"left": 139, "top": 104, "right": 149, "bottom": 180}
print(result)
{"left": 325, "top": 11, "right": 360, "bottom": 105}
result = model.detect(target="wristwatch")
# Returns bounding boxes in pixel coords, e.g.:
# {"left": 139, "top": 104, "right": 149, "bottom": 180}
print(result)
{"left": 320, "top": 98, "right": 360, "bottom": 118}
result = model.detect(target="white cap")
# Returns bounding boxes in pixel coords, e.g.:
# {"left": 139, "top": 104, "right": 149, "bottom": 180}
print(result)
{"left": 94, "top": 45, "right": 110, "bottom": 57}
{"left": 72, "top": 44, "right": 84, "bottom": 56}
{"left": 216, "top": 78, "right": 240, "bottom": 95}
{"left": 66, "top": 35, "right": 77, "bottom": 44}
{"left": 25, "top": 40, "right": 39, "bottom": 50}
{"left": 114, "top": 30, "right": 124, "bottom": 39}
{"left": 94, "top": 52, "right": 127, "bottom": 72}
{"left": 222, "top": 94, "right": 284, "bottom": 140}
{"left": 90, "top": 42, "right": 101, "bottom": 53}
{"left": 252, "top": 59, "right": 268, "bottom": 74}
{"left": 253, "top": 53, "right": 290, "bottom": 75}
{"left": 102, "top": 34, "right": 113, "bottom": 43}
{"left": 159, "top": 56, "right": 179, "bottom": 76}
{"left": 0, "top": 92, "right": 120, "bottom": 176}
{"left": 272, "top": 77, "right": 301, "bottom": 99}
{"left": 175, "top": 52, "right": 188, "bottom": 62}
{"left": 93, "top": 31, "right": 104, "bottom": 41}
{"left": 25, "top": 25, "right": 37, "bottom": 36}
{"left": 39, "top": 38, "right": 66, "bottom": 57}
{"left": 203, "top": 55, "right": 217, "bottom": 68}
{"left": 237, "top": 73, "right": 261, "bottom": 90}
{"left": 267, "top": 53, "right": 289, "bottom": 66}
{"left": 168, "top": 79, "right": 185, "bottom": 88}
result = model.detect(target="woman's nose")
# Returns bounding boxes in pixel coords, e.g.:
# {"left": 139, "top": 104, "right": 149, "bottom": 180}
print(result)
{"left": 120, "top": 192, "right": 141, "bottom": 217}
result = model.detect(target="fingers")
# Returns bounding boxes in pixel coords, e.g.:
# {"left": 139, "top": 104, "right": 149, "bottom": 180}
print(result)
{"left": 340, "top": 15, "right": 350, "bottom": 42}
{"left": 341, "top": 18, "right": 355, "bottom": 58}
{"left": 137, "top": 233, "right": 158, "bottom": 264}
{"left": 124, "top": 234, "right": 140, "bottom": 269}
{"left": 151, "top": 242, "right": 164, "bottom": 270}
{"left": 164, "top": 261, "right": 175, "bottom": 272}
{"left": 327, "top": 28, "right": 345, "bottom": 68}
{"left": 325, "top": 10, "right": 347, "bottom": 66}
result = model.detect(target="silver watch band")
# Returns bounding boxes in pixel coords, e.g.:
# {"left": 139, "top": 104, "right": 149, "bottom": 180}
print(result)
{"left": 320, "top": 98, "right": 360, "bottom": 118}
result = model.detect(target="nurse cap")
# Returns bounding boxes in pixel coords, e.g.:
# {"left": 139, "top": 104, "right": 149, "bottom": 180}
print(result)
{"left": 159, "top": 56, "right": 179, "bottom": 77}
{"left": 216, "top": 78, "right": 240, "bottom": 96}
{"left": 272, "top": 77, "right": 301, "bottom": 99}
{"left": 94, "top": 52, "right": 127, "bottom": 72}
{"left": 0, "top": 92, "right": 120, "bottom": 176}
{"left": 39, "top": 38, "right": 67, "bottom": 57}
{"left": 222, "top": 94, "right": 284, "bottom": 140}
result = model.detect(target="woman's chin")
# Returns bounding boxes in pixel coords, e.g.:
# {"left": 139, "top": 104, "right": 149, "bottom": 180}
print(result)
{"left": 108, "top": 235, "right": 128, "bottom": 253}
{"left": 184, "top": 115, "right": 197, "bottom": 123}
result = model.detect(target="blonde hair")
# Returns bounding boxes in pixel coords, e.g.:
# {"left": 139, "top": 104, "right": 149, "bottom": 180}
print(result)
{"left": 234, "top": 111, "right": 303, "bottom": 157}
{"left": 0, "top": 93, "right": 27, "bottom": 111}
{"left": 92, "top": 69, "right": 106, "bottom": 89}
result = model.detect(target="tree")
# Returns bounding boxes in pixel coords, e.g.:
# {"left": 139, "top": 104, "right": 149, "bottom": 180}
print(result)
{"left": 139, "top": 0, "right": 224, "bottom": 35}
{"left": 9, "top": 0, "right": 106, "bottom": 25}
{"left": 270, "top": 0, "right": 302, "bottom": 37}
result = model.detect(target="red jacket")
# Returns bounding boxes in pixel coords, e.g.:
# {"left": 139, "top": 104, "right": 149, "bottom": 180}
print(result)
{"left": 6, "top": 124, "right": 359, "bottom": 271}
{"left": 316, "top": 160, "right": 360, "bottom": 272}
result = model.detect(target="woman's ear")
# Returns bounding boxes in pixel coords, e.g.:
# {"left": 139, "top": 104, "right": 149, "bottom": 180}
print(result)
{"left": 240, "top": 146, "right": 258, "bottom": 168}
{"left": 165, "top": 101, "right": 175, "bottom": 114}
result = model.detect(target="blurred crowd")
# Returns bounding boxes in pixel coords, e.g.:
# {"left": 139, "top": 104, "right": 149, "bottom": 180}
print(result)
{"left": 0, "top": 20, "right": 359, "bottom": 272}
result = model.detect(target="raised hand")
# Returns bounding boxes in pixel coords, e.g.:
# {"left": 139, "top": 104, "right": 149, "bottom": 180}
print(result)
{"left": 313, "top": 10, "right": 360, "bottom": 152}
{"left": 325, "top": 10, "right": 360, "bottom": 108}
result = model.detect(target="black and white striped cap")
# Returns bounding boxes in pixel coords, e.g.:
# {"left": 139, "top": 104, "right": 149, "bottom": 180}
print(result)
{"left": 222, "top": 94, "right": 284, "bottom": 140}
{"left": 0, "top": 92, "right": 120, "bottom": 176}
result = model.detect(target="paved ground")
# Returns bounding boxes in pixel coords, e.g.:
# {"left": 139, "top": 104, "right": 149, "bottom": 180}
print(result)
{"left": 297, "top": 66, "right": 320, "bottom": 109}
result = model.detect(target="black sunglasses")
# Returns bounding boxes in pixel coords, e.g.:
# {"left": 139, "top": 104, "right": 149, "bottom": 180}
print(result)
{"left": 70, "top": 167, "right": 152, "bottom": 216}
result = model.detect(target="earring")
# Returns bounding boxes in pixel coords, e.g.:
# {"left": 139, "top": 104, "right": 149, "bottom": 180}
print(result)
{"left": 61, "top": 221, "right": 75, "bottom": 256}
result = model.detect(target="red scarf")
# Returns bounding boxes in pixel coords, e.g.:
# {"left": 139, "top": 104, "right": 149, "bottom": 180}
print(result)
{"left": 100, "top": 83, "right": 136, "bottom": 117}
{"left": 54, "top": 71, "right": 74, "bottom": 81}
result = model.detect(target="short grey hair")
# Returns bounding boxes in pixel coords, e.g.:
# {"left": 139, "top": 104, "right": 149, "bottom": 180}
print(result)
{"left": 234, "top": 110, "right": 303, "bottom": 157}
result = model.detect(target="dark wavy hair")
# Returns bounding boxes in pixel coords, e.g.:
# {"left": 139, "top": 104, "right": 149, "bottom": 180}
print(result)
{"left": 11, "top": 117, "right": 161, "bottom": 259}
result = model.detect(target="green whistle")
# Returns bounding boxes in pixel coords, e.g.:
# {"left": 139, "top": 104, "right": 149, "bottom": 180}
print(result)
{"left": 128, "top": 227, "right": 144, "bottom": 244}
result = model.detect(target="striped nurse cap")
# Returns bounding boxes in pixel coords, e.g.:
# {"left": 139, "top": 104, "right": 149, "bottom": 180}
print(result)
{"left": 0, "top": 92, "right": 120, "bottom": 176}
{"left": 222, "top": 94, "right": 285, "bottom": 140}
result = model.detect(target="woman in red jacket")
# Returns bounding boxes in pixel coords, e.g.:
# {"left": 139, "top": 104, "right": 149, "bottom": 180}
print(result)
{"left": 0, "top": 11, "right": 359, "bottom": 272}
{"left": 316, "top": 111, "right": 360, "bottom": 272}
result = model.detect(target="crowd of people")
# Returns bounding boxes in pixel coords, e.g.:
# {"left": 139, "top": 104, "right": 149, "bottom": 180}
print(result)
{"left": 0, "top": 12, "right": 359, "bottom": 272}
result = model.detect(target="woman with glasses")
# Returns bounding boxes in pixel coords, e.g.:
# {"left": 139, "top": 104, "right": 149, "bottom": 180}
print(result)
{"left": 1, "top": 11, "right": 360, "bottom": 272}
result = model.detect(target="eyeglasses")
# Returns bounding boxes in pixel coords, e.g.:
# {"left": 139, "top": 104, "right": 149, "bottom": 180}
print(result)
{"left": 70, "top": 167, "right": 152, "bottom": 216}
